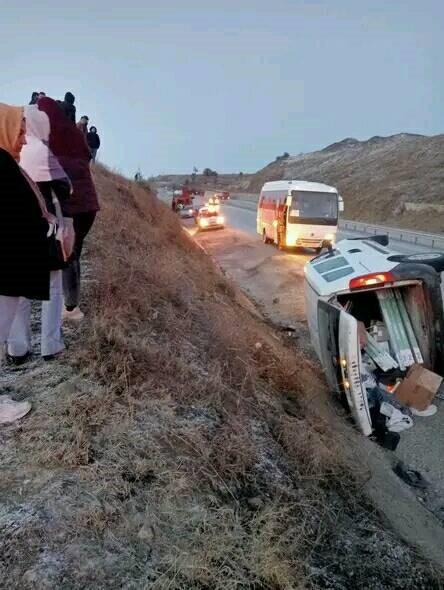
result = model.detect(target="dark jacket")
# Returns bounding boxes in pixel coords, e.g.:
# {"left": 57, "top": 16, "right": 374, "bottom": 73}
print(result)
{"left": 0, "top": 148, "right": 50, "bottom": 300}
{"left": 38, "top": 98, "right": 100, "bottom": 216}
{"left": 58, "top": 92, "right": 76, "bottom": 123}
{"left": 87, "top": 131, "right": 100, "bottom": 149}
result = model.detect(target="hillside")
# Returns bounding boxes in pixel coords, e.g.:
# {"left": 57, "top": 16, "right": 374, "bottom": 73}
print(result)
{"left": 2, "top": 165, "right": 442, "bottom": 589}
{"left": 153, "top": 132, "right": 444, "bottom": 232}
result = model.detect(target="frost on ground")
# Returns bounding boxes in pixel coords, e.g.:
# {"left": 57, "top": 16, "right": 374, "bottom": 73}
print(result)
{"left": 0, "top": 165, "right": 443, "bottom": 589}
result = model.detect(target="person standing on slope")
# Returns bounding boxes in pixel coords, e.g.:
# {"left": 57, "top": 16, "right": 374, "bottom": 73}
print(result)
{"left": 38, "top": 98, "right": 99, "bottom": 322}
{"left": 58, "top": 92, "right": 76, "bottom": 123}
{"left": 0, "top": 103, "right": 53, "bottom": 424}
{"left": 86, "top": 126, "right": 100, "bottom": 162}
{"left": 29, "top": 92, "right": 39, "bottom": 105}
{"left": 77, "top": 115, "right": 89, "bottom": 137}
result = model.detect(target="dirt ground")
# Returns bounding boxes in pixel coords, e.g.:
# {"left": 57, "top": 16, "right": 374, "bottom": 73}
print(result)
{"left": 193, "top": 222, "right": 444, "bottom": 569}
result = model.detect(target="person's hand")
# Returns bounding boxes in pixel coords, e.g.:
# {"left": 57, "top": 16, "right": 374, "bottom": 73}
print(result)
{"left": 43, "top": 211, "right": 57, "bottom": 225}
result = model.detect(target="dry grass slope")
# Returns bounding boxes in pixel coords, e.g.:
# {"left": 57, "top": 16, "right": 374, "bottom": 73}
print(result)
{"left": 1, "top": 164, "right": 443, "bottom": 589}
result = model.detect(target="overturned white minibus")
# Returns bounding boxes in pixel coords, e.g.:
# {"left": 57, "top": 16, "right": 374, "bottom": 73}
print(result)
{"left": 304, "top": 236, "right": 444, "bottom": 435}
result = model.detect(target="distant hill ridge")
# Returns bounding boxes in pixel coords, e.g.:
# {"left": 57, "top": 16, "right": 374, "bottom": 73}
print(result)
{"left": 320, "top": 133, "right": 425, "bottom": 153}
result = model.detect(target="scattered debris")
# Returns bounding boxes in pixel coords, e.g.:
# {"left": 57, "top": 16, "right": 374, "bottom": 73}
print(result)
{"left": 393, "top": 462, "right": 430, "bottom": 490}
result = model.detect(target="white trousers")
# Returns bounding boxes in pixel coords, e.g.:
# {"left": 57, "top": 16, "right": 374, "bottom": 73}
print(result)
{"left": 0, "top": 296, "right": 20, "bottom": 344}
{"left": 8, "top": 271, "right": 65, "bottom": 357}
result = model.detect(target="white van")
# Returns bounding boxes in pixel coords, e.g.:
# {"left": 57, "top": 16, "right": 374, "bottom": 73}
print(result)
{"left": 257, "top": 180, "right": 344, "bottom": 251}
{"left": 304, "top": 236, "right": 444, "bottom": 435}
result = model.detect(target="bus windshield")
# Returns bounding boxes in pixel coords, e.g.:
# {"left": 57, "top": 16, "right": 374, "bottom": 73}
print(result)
{"left": 289, "top": 191, "right": 338, "bottom": 225}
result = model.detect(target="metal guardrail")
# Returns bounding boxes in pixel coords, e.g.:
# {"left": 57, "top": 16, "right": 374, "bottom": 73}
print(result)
{"left": 340, "top": 220, "right": 444, "bottom": 250}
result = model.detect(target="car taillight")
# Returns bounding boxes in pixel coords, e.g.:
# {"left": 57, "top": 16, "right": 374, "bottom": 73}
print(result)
{"left": 349, "top": 272, "right": 395, "bottom": 290}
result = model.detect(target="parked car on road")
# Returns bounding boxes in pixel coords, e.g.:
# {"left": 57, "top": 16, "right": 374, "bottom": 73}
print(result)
{"left": 178, "top": 204, "right": 195, "bottom": 219}
{"left": 215, "top": 191, "right": 230, "bottom": 201}
{"left": 196, "top": 207, "right": 225, "bottom": 231}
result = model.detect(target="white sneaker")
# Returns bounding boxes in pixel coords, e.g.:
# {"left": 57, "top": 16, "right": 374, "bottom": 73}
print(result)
{"left": 62, "top": 307, "right": 85, "bottom": 322}
{"left": 0, "top": 396, "right": 31, "bottom": 424}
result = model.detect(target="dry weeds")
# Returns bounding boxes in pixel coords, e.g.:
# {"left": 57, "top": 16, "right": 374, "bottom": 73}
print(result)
{"left": 1, "top": 164, "right": 443, "bottom": 589}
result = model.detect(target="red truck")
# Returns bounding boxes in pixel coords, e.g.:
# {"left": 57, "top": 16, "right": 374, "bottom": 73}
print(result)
{"left": 171, "top": 188, "right": 193, "bottom": 211}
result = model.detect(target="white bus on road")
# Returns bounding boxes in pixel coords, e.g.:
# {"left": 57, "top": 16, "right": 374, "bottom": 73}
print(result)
{"left": 256, "top": 180, "right": 344, "bottom": 251}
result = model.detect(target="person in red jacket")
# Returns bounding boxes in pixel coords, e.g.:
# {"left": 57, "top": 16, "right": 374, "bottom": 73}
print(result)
{"left": 37, "top": 97, "right": 99, "bottom": 321}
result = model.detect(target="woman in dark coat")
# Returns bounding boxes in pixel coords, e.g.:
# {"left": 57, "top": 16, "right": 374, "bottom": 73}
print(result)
{"left": 0, "top": 102, "right": 51, "bottom": 424}
{"left": 86, "top": 126, "right": 100, "bottom": 162}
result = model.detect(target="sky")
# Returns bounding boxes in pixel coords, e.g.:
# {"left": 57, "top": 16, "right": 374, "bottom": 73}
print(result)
{"left": 1, "top": 0, "right": 443, "bottom": 177}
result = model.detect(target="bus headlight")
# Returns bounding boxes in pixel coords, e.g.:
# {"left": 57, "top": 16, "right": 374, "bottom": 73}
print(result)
{"left": 216, "top": 216, "right": 225, "bottom": 224}
{"left": 199, "top": 219, "right": 208, "bottom": 227}
{"left": 324, "top": 233, "right": 334, "bottom": 242}
{"left": 286, "top": 235, "right": 298, "bottom": 246}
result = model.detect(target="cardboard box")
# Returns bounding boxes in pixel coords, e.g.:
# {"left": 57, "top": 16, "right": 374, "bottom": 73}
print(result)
{"left": 395, "top": 364, "right": 442, "bottom": 410}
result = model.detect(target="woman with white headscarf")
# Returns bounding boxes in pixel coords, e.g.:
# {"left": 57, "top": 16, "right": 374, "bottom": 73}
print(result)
{"left": 0, "top": 102, "right": 52, "bottom": 423}
{"left": 7, "top": 102, "right": 74, "bottom": 362}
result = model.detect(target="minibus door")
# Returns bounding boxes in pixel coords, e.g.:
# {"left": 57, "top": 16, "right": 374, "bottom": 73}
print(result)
{"left": 318, "top": 301, "right": 372, "bottom": 436}
{"left": 338, "top": 309, "right": 372, "bottom": 436}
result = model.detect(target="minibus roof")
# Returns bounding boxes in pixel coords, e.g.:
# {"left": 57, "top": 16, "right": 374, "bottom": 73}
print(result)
{"left": 304, "top": 238, "right": 399, "bottom": 297}
{"left": 261, "top": 180, "right": 338, "bottom": 193}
